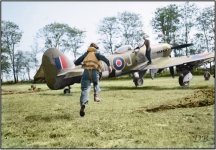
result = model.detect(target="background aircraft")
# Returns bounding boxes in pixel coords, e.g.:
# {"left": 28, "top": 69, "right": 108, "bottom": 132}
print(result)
{"left": 34, "top": 43, "right": 214, "bottom": 94}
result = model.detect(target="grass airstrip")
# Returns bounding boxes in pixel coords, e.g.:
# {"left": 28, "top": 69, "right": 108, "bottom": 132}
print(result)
{"left": 1, "top": 76, "right": 215, "bottom": 148}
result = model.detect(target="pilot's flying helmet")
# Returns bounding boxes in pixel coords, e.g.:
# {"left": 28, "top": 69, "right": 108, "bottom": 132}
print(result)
{"left": 90, "top": 43, "right": 99, "bottom": 49}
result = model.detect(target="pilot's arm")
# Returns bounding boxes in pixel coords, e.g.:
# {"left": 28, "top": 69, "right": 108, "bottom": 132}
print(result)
{"left": 74, "top": 52, "right": 88, "bottom": 66}
{"left": 95, "top": 52, "right": 112, "bottom": 73}
{"left": 95, "top": 53, "right": 110, "bottom": 66}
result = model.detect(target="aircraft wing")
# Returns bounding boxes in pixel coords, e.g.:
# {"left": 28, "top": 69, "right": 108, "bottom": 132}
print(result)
{"left": 133, "top": 52, "right": 214, "bottom": 71}
{"left": 57, "top": 66, "right": 84, "bottom": 78}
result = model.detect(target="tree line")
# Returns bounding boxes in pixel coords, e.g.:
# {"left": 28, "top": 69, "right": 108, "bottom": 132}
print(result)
{"left": 1, "top": 3, "right": 214, "bottom": 83}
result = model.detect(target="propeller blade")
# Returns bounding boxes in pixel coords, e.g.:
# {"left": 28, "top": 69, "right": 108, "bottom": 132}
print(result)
{"left": 171, "top": 43, "right": 193, "bottom": 49}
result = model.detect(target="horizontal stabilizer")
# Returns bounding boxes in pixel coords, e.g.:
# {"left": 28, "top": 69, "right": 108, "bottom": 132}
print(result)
{"left": 57, "top": 68, "right": 84, "bottom": 78}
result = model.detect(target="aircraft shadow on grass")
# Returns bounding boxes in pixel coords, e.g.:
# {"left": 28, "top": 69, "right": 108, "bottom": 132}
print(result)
{"left": 102, "top": 85, "right": 211, "bottom": 91}
{"left": 36, "top": 85, "right": 211, "bottom": 97}
{"left": 38, "top": 91, "right": 80, "bottom": 96}
{"left": 24, "top": 113, "right": 75, "bottom": 122}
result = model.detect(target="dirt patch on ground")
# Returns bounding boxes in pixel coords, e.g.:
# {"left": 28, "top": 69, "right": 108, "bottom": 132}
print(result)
{"left": 146, "top": 89, "right": 214, "bottom": 113}
{"left": 2, "top": 88, "right": 46, "bottom": 95}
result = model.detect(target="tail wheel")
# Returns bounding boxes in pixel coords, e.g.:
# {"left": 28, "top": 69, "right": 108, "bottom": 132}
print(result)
{"left": 64, "top": 88, "right": 70, "bottom": 94}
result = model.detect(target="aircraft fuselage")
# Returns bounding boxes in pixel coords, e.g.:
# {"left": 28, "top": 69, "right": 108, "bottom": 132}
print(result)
{"left": 100, "top": 43, "right": 172, "bottom": 78}
{"left": 38, "top": 43, "right": 172, "bottom": 90}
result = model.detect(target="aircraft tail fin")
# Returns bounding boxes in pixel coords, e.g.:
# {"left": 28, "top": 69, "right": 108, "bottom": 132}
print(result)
{"left": 40, "top": 48, "right": 74, "bottom": 89}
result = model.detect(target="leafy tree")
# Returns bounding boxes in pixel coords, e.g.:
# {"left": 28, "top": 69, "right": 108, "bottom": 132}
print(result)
{"left": 30, "top": 38, "right": 40, "bottom": 69}
{"left": 152, "top": 4, "right": 183, "bottom": 57}
{"left": 179, "top": 2, "right": 198, "bottom": 55}
{"left": 37, "top": 22, "right": 70, "bottom": 52}
{"left": 1, "top": 21, "right": 23, "bottom": 83}
{"left": 192, "top": 33, "right": 206, "bottom": 54}
{"left": 37, "top": 22, "right": 85, "bottom": 59}
{"left": 151, "top": 4, "right": 181, "bottom": 45}
{"left": 118, "top": 11, "right": 145, "bottom": 47}
{"left": 14, "top": 50, "right": 25, "bottom": 82}
{"left": 1, "top": 47, "right": 11, "bottom": 77}
{"left": 98, "top": 16, "right": 120, "bottom": 54}
{"left": 195, "top": 6, "right": 214, "bottom": 52}
{"left": 22, "top": 51, "right": 36, "bottom": 80}
{"left": 64, "top": 27, "right": 85, "bottom": 59}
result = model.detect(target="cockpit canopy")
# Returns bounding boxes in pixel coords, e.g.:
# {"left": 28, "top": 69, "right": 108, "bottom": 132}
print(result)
{"left": 114, "top": 45, "right": 133, "bottom": 54}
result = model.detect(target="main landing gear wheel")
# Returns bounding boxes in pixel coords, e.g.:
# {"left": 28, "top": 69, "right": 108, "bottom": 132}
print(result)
{"left": 178, "top": 72, "right": 193, "bottom": 87}
{"left": 133, "top": 78, "right": 143, "bottom": 87}
{"left": 63, "top": 86, "right": 71, "bottom": 94}
{"left": 179, "top": 75, "right": 186, "bottom": 86}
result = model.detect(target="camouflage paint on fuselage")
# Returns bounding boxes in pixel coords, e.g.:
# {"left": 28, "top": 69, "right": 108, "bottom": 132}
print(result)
{"left": 41, "top": 48, "right": 80, "bottom": 90}
{"left": 100, "top": 43, "right": 172, "bottom": 78}
{"left": 35, "top": 43, "right": 173, "bottom": 90}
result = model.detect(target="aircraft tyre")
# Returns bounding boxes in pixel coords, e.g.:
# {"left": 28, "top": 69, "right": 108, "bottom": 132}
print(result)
{"left": 178, "top": 72, "right": 192, "bottom": 87}
{"left": 64, "top": 88, "right": 71, "bottom": 94}
{"left": 178, "top": 74, "right": 184, "bottom": 86}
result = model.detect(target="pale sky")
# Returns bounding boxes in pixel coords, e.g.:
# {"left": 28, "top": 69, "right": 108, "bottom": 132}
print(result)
{"left": 1, "top": 1, "right": 214, "bottom": 79}
{"left": 2, "top": 1, "right": 214, "bottom": 52}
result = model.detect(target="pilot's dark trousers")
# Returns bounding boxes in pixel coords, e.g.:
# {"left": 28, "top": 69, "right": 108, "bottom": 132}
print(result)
{"left": 80, "top": 69, "right": 100, "bottom": 106}
{"left": 146, "top": 48, "right": 152, "bottom": 63}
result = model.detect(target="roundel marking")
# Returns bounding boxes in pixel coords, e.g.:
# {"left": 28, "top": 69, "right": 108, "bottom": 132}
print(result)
{"left": 113, "top": 56, "right": 125, "bottom": 71}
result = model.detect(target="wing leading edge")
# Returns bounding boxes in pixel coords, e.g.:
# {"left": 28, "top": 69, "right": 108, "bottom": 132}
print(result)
{"left": 133, "top": 52, "right": 214, "bottom": 71}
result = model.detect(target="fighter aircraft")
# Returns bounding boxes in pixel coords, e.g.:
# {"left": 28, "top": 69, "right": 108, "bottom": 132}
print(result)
{"left": 34, "top": 42, "right": 214, "bottom": 93}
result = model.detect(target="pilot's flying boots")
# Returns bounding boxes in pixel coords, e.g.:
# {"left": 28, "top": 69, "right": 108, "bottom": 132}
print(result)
{"left": 94, "top": 93, "right": 101, "bottom": 102}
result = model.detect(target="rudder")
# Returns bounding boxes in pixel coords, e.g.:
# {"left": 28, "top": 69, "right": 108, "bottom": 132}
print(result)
{"left": 41, "top": 48, "right": 73, "bottom": 89}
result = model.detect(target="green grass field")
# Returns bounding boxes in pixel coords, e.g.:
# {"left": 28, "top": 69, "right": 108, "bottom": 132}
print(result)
{"left": 1, "top": 76, "right": 215, "bottom": 148}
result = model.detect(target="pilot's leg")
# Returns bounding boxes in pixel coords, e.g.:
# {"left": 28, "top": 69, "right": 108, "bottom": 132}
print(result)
{"left": 80, "top": 70, "right": 91, "bottom": 117}
{"left": 92, "top": 69, "right": 101, "bottom": 102}
{"left": 146, "top": 48, "right": 152, "bottom": 64}
{"left": 80, "top": 79, "right": 91, "bottom": 106}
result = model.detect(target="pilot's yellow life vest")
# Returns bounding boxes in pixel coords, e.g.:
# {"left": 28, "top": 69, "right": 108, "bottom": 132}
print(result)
{"left": 82, "top": 47, "right": 102, "bottom": 71}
